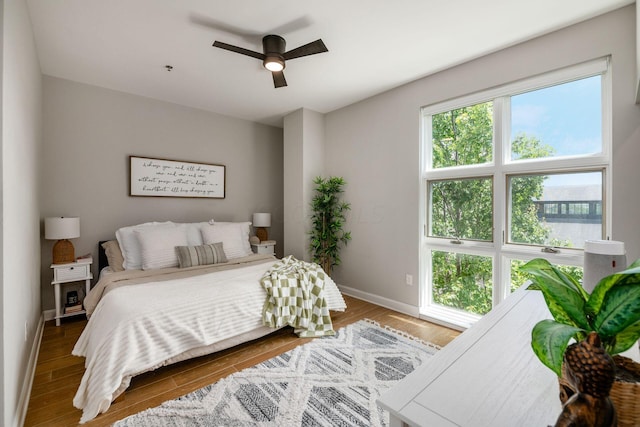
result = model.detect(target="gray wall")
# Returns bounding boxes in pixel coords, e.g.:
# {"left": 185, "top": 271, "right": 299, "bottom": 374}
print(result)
{"left": 40, "top": 77, "right": 283, "bottom": 311}
{"left": 324, "top": 5, "right": 640, "bottom": 309}
{"left": 283, "top": 108, "right": 325, "bottom": 261}
{"left": 2, "top": 0, "right": 43, "bottom": 425}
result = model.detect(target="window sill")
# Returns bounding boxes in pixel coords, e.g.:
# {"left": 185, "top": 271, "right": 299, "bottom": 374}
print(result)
{"left": 419, "top": 304, "right": 481, "bottom": 331}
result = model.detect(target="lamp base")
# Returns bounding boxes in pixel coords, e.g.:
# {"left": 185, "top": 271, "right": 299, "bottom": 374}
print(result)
{"left": 52, "top": 239, "right": 75, "bottom": 264}
{"left": 256, "top": 227, "right": 268, "bottom": 242}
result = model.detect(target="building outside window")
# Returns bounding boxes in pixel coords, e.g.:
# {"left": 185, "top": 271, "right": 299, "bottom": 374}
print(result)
{"left": 420, "top": 58, "right": 611, "bottom": 329}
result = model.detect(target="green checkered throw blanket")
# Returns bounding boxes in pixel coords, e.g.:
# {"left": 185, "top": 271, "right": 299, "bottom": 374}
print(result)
{"left": 260, "top": 255, "right": 335, "bottom": 337}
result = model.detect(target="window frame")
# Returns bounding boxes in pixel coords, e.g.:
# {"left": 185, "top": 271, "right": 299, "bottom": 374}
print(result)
{"left": 419, "top": 57, "right": 612, "bottom": 329}
{"left": 505, "top": 169, "right": 606, "bottom": 248}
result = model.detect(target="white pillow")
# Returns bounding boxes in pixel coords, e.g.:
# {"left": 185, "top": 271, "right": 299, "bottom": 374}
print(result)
{"left": 134, "top": 227, "right": 189, "bottom": 270}
{"left": 200, "top": 222, "right": 252, "bottom": 259}
{"left": 175, "top": 222, "right": 210, "bottom": 246}
{"left": 115, "top": 221, "right": 174, "bottom": 270}
{"left": 214, "top": 222, "right": 252, "bottom": 255}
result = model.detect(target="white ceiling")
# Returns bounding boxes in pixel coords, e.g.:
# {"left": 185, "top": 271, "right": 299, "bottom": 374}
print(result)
{"left": 26, "top": 0, "right": 633, "bottom": 127}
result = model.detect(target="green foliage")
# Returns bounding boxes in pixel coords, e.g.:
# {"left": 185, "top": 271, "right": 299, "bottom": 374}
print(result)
{"left": 521, "top": 258, "right": 640, "bottom": 376}
{"left": 431, "top": 251, "right": 493, "bottom": 315}
{"left": 430, "top": 105, "right": 555, "bottom": 315}
{"left": 431, "top": 104, "right": 496, "bottom": 246}
{"left": 531, "top": 320, "right": 584, "bottom": 377}
{"left": 432, "top": 102, "right": 493, "bottom": 168}
{"left": 510, "top": 134, "right": 555, "bottom": 245}
{"left": 511, "top": 132, "right": 553, "bottom": 161}
{"left": 309, "top": 176, "right": 352, "bottom": 274}
{"left": 431, "top": 178, "right": 493, "bottom": 241}
{"left": 510, "top": 259, "right": 583, "bottom": 293}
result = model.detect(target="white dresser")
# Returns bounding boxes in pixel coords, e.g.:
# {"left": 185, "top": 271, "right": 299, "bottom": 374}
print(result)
{"left": 377, "top": 286, "right": 640, "bottom": 427}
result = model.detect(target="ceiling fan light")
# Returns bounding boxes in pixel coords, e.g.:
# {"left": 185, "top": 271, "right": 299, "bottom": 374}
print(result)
{"left": 264, "top": 57, "right": 284, "bottom": 72}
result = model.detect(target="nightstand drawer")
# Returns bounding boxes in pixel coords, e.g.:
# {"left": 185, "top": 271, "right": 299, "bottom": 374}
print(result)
{"left": 251, "top": 241, "right": 276, "bottom": 255}
{"left": 54, "top": 264, "right": 90, "bottom": 282}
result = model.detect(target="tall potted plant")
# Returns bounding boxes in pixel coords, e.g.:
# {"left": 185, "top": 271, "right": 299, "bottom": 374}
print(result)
{"left": 521, "top": 258, "right": 640, "bottom": 425}
{"left": 309, "top": 176, "right": 351, "bottom": 274}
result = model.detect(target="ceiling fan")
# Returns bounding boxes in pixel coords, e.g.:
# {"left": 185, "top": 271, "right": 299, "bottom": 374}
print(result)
{"left": 213, "top": 35, "right": 328, "bottom": 88}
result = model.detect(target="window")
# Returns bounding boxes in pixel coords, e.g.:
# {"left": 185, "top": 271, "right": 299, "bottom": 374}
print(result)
{"left": 429, "top": 177, "right": 493, "bottom": 241}
{"left": 432, "top": 101, "right": 493, "bottom": 168}
{"left": 421, "top": 58, "right": 610, "bottom": 328}
{"left": 508, "top": 171, "right": 603, "bottom": 248}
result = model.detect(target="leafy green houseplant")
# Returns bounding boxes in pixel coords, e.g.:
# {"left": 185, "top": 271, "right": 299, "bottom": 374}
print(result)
{"left": 520, "top": 257, "right": 640, "bottom": 377}
{"left": 309, "top": 176, "right": 351, "bottom": 274}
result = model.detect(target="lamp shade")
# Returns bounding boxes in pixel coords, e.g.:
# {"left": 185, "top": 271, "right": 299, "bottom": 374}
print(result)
{"left": 252, "top": 213, "right": 271, "bottom": 228}
{"left": 45, "top": 217, "right": 80, "bottom": 240}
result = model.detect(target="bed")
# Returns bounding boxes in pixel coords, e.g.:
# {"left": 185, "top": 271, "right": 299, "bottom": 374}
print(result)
{"left": 71, "top": 220, "right": 347, "bottom": 423}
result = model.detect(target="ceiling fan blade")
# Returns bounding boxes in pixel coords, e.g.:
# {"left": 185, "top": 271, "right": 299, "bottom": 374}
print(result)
{"left": 190, "top": 13, "right": 261, "bottom": 44}
{"left": 283, "top": 39, "right": 328, "bottom": 60}
{"left": 272, "top": 71, "right": 287, "bottom": 88}
{"left": 267, "top": 16, "right": 312, "bottom": 37}
{"left": 213, "top": 41, "right": 265, "bottom": 60}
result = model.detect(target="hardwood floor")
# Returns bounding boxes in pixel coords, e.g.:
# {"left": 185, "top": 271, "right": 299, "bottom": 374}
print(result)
{"left": 25, "top": 295, "right": 460, "bottom": 426}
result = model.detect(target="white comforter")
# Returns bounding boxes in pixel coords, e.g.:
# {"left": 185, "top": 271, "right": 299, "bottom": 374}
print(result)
{"left": 72, "top": 258, "right": 346, "bottom": 423}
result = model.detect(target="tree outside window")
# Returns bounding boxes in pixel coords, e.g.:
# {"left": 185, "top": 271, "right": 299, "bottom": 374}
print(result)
{"left": 422, "top": 62, "right": 609, "bottom": 325}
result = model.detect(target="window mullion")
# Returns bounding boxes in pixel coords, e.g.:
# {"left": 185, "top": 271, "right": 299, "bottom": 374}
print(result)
{"left": 493, "top": 96, "right": 508, "bottom": 306}
{"left": 601, "top": 60, "right": 613, "bottom": 240}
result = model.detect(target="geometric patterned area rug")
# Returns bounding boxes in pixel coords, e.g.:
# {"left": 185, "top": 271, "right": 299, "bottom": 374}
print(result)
{"left": 113, "top": 319, "right": 440, "bottom": 427}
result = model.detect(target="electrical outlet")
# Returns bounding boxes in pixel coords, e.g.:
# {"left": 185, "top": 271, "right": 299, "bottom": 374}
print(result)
{"left": 405, "top": 274, "right": 413, "bottom": 286}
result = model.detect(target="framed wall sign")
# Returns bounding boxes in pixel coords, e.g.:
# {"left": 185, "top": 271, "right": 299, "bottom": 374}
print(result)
{"left": 129, "top": 156, "right": 226, "bottom": 198}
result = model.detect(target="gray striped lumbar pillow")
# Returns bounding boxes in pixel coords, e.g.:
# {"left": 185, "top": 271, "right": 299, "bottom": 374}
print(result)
{"left": 176, "top": 242, "right": 228, "bottom": 268}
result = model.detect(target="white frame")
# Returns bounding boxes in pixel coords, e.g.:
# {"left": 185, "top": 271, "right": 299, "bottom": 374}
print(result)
{"left": 419, "top": 57, "right": 611, "bottom": 328}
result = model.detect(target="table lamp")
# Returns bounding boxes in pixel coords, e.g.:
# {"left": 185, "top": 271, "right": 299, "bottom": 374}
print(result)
{"left": 45, "top": 217, "right": 80, "bottom": 264}
{"left": 252, "top": 213, "right": 271, "bottom": 242}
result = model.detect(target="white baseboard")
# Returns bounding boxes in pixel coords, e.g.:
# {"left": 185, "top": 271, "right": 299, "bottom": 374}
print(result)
{"left": 43, "top": 308, "right": 55, "bottom": 321}
{"left": 14, "top": 314, "right": 45, "bottom": 427}
{"left": 338, "top": 285, "right": 468, "bottom": 332}
{"left": 337, "top": 284, "right": 420, "bottom": 318}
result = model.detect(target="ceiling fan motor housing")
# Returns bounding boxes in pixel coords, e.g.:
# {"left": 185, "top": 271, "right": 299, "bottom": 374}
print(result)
{"left": 263, "top": 35, "right": 286, "bottom": 71}
{"left": 212, "top": 33, "right": 327, "bottom": 87}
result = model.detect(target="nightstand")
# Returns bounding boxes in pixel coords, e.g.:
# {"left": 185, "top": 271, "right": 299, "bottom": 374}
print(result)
{"left": 51, "top": 257, "right": 93, "bottom": 326}
{"left": 251, "top": 240, "right": 276, "bottom": 255}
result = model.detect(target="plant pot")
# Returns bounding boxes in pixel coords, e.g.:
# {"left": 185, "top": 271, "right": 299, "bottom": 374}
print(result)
{"left": 610, "top": 355, "right": 640, "bottom": 427}
{"left": 559, "top": 356, "right": 640, "bottom": 427}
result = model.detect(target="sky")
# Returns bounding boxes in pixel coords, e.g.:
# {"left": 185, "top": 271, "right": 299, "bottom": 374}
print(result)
{"left": 511, "top": 75, "right": 601, "bottom": 156}
{"left": 511, "top": 75, "right": 602, "bottom": 186}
